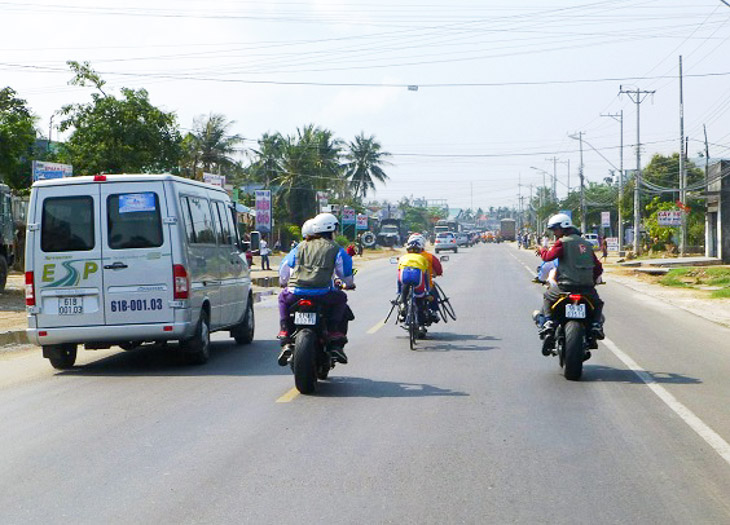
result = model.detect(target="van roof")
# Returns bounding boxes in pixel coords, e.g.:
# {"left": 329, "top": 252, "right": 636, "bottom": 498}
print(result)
{"left": 31, "top": 173, "right": 229, "bottom": 193}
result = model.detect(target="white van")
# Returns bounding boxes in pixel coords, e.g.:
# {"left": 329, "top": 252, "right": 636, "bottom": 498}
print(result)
{"left": 25, "top": 174, "right": 255, "bottom": 369}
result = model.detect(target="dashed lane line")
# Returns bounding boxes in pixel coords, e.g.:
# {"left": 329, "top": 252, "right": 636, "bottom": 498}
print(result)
{"left": 276, "top": 387, "right": 299, "bottom": 403}
{"left": 510, "top": 245, "right": 730, "bottom": 468}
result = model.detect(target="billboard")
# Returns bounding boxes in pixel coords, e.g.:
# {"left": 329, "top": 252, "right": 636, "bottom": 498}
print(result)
{"left": 342, "top": 207, "right": 356, "bottom": 225}
{"left": 601, "top": 211, "right": 611, "bottom": 228}
{"left": 316, "top": 191, "right": 328, "bottom": 212}
{"left": 657, "top": 210, "right": 682, "bottom": 227}
{"left": 32, "top": 161, "right": 72, "bottom": 182}
{"left": 356, "top": 214, "right": 368, "bottom": 230}
{"left": 255, "top": 190, "right": 272, "bottom": 233}
{"left": 203, "top": 173, "right": 225, "bottom": 187}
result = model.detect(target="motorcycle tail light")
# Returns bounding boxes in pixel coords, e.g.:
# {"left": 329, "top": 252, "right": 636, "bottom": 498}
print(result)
{"left": 569, "top": 294, "right": 582, "bottom": 302}
{"left": 299, "top": 299, "right": 313, "bottom": 307}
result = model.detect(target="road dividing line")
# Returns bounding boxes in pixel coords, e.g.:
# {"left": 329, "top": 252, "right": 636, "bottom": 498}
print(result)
{"left": 602, "top": 337, "right": 730, "bottom": 467}
{"left": 367, "top": 319, "right": 387, "bottom": 334}
{"left": 510, "top": 245, "right": 730, "bottom": 467}
{"left": 276, "top": 388, "right": 299, "bottom": 403}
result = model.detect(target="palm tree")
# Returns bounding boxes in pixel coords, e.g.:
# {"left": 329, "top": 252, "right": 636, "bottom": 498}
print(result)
{"left": 184, "top": 113, "right": 242, "bottom": 178}
{"left": 343, "top": 133, "right": 391, "bottom": 199}
{"left": 248, "top": 132, "right": 284, "bottom": 187}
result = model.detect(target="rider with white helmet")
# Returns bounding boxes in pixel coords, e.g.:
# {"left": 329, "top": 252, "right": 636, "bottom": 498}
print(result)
{"left": 277, "top": 213, "right": 355, "bottom": 365}
{"left": 535, "top": 213, "right": 605, "bottom": 350}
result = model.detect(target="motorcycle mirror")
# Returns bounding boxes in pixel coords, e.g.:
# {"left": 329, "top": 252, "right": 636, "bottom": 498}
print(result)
{"left": 389, "top": 256, "right": 398, "bottom": 264}
{"left": 439, "top": 255, "right": 449, "bottom": 262}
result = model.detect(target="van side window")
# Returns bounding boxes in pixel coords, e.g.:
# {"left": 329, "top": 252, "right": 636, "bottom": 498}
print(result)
{"left": 41, "top": 196, "right": 94, "bottom": 252}
{"left": 107, "top": 193, "right": 163, "bottom": 249}
{"left": 213, "top": 201, "right": 232, "bottom": 245}
{"left": 186, "top": 196, "right": 217, "bottom": 244}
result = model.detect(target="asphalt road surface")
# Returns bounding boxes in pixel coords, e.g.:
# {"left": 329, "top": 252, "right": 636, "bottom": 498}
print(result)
{"left": 2, "top": 243, "right": 730, "bottom": 524}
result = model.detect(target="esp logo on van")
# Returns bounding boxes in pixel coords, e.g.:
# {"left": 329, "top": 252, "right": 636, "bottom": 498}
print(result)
{"left": 42, "top": 260, "right": 99, "bottom": 288}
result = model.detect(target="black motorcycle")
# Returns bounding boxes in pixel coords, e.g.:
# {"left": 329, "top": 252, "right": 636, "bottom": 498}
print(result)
{"left": 286, "top": 292, "right": 354, "bottom": 394}
{"left": 540, "top": 292, "right": 598, "bottom": 381}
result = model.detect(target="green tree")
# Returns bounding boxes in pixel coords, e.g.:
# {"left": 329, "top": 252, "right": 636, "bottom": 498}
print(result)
{"left": 343, "top": 132, "right": 390, "bottom": 199}
{"left": 182, "top": 113, "right": 242, "bottom": 178}
{"left": 58, "top": 61, "right": 182, "bottom": 175}
{"left": 0, "top": 87, "right": 37, "bottom": 189}
{"left": 247, "top": 132, "right": 285, "bottom": 186}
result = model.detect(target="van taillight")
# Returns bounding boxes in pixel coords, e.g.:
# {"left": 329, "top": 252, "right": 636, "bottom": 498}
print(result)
{"left": 173, "top": 265, "right": 189, "bottom": 299}
{"left": 25, "top": 271, "right": 35, "bottom": 306}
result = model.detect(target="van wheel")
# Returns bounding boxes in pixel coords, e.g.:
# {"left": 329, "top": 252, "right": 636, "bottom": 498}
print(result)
{"left": 0, "top": 255, "right": 8, "bottom": 292}
{"left": 45, "top": 344, "right": 77, "bottom": 370}
{"left": 183, "top": 311, "right": 210, "bottom": 365}
{"left": 231, "top": 298, "right": 254, "bottom": 345}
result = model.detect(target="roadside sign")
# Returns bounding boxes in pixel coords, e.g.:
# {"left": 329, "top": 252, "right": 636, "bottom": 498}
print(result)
{"left": 601, "top": 211, "right": 611, "bottom": 228}
{"left": 559, "top": 209, "right": 572, "bottom": 220}
{"left": 658, "top": 210, "right": 682, "bottom": 226}
{"left": 203, "top": 173, "right": 225, "bottom": 187}
{"left": 606, "top": 237, "right": 619, "bottom": 252}
{"left": 356, "top": 214, "right": 368, "bottom": 230}
{"left": 342, "top": 207, "right": 356, "bottom": 225}
{"left": 32, "top": 161, "right": 72, "bottom": 181}
{"left": 254, "top": 190, "right": 271, "bottom": 233}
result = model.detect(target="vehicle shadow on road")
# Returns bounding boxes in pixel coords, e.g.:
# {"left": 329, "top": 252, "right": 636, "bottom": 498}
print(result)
{"left": 412, "top": 332, "right": 500, "bottom": 352}
{"left": 581, "top": 365, "right": 702, "bottom": 384}
{"left": 316, "top": 377, "right": 469, "bottom": 398}
{"left": 56, "top": 340, "right": 290, "bottom": 377}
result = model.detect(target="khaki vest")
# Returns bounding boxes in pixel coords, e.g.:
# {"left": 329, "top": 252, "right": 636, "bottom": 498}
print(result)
{"left": 557, "top": 234, "right": 595, "bottom": 287}
{"left": 288, "top": 238, "right": 340, "bottom": 289}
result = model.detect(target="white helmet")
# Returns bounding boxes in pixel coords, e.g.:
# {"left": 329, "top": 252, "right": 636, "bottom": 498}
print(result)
{"left": 547, "top": 213, "right": 574, "bottom": 230}
{"left": 301, "top": 219, "right": 314, "bottom": 238}
{"left": 310, "top": 213, "right": 339, "bottom": 234}
{"left": 406, "top": 233, "right": 426, "bottom": 251}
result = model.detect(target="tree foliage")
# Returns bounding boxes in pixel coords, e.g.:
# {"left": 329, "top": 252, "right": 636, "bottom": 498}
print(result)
{"left": 0, "top": 87, "right": 37, "bottom": 189}
{"left": 180, "top": 113, "right": 242, "bottom": 179}
{"left": 58, "top": 62, "right": 182, "bottom": 175}
{"left": 343, "top": 132, "right": 390, "bottom": 199}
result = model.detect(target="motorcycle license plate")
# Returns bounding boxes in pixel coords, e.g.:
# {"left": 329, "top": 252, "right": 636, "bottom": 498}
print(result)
{"left": 294, "top": 312, "right": 317, "bottom": 325}
{"left": 565, "top": 304, "right": 586, "bottom": 319}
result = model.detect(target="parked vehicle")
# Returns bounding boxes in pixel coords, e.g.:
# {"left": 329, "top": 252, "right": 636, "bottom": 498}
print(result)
{"left": 434, "top": 232, "right": 458, "bottom": 253}
{"left": 0, "top": 184, "right": 16, "bottom": 291}
{"left": 583, "top": 233, "right": 599, "bottom": 247}
{"left": 377, "top": 218, "right": 406, "bottom": 247}
{"left": 25, "top": 174, "right": 255, "bottom": 369}
{"left": 499, "top": 218, "right": 516, "bottom": 241}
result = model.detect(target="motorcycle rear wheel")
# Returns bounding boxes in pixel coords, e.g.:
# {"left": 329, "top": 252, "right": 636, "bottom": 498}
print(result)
{"left": 292, "top": 329, "right": 318, "bottom": 394}
{"left": 563, "top": 321, "right": 585, "bottom": 381}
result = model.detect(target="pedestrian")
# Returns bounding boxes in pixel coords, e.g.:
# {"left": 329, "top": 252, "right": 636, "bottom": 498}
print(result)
{"left": 273, "top": 239, "right": 282, "bottom": 252}
{"left": 601, "top": 237, "right": 608, "bottom": 262}
{"left": 260, "top": 236, "right": 271, "bottom": 270}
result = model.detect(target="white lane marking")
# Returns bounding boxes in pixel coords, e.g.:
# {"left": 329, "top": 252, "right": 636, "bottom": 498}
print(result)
{"left": 367, "top": 319, "right": 387, "bottom": 334}
{"left": 508, "top": 250, "right": 538, "bottom": 276}
{"left": 602, "top": 337, "right": 730, "bottom": 467}
{"left": 510, "top": 245, "right": 730, "bottom": 467}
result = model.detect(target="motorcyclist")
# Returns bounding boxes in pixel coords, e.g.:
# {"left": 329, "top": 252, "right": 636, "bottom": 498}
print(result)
{"left": 396, "top": 234, "right": 442, "bottom": 323}
{"left": 277, "top": 213, "right": 355, "bottom": 365}
{"left": 536, "top": 213, "right": 604, "bottom": 345}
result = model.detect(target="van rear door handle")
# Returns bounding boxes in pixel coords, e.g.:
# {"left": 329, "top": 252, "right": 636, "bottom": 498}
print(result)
{"left": 104, "top": 262, "right": 128, "bottom": 270}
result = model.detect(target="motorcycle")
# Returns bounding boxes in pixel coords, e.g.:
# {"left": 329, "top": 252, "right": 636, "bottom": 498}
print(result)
{"left": 538, "top": 292, "right": 598, "bottom": 381}
{"left": 286, "top": 283, "right": 354, "bottom": 394}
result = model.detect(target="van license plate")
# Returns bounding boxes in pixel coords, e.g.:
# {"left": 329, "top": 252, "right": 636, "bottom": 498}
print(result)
{"left": 59, "top": 297, "right": 84, "bottom": 315}
{"left": 565, "top": 304, "right": 586, "bottom": 319}
{"left": 294, "top": 312, "right": 317, "bottom": 325}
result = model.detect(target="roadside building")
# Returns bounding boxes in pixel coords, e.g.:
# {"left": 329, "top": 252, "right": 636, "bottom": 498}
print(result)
{"left": 705, "top": 160, "right": 730, "bottom": 262}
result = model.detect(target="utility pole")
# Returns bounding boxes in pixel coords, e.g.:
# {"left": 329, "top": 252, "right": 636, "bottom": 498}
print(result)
{"left": 678, "top": 56, "right": 687, "bottom": 255}
{"left": 578, "top": 132, "right": 586, "bottom": 231}
{"left": 619, "top": 85, "right": 655, "bottom": 256}
{"left": 470, "top": 181, "right": 474, "bottom": 213}
{"left": 559, "top": 159, "right": 570, "bottom": 195}
{"left": 48, "top": 114, "right": 54, "bottom": 151}
{"left": 601, "top": 110, "right": 625, "bottom": 253}
{"left": 546, "top": 156, "right": 559, "bottom": 201}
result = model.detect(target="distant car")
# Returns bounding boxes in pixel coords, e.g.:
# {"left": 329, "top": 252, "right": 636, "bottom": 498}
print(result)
{"left": 455, "top": 232, "right": 469, "bottom": 247}
{"left": 583, "top": 233, "right": 599, "bottom": 247}
{"left": 435, "top": 232, "right": 458, "bottom": 253}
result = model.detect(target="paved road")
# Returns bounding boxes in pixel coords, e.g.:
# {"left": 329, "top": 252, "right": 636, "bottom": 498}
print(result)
{"left": 2, "top": 243, "right": 730, "bottom": 524}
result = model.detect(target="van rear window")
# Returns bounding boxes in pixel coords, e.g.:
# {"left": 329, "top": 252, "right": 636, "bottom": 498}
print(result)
{"left": 41, "top": 196, "right": 94, "bottom": 252}
{"left": 107, "top": 193, "right": 163, "bottom": 249}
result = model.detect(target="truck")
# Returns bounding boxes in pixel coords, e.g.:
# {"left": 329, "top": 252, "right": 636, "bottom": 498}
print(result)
{"left": 0, "top": 184, "right": 15, "bottom": 290}
{"left": 377, "top": 218, "right": 406, "bottom": 247}
{"left": 500, "top": 218, "right": 516, "bottom": 241}
{"left": 434, "top": 219, "right": 460, "bottom": 235}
